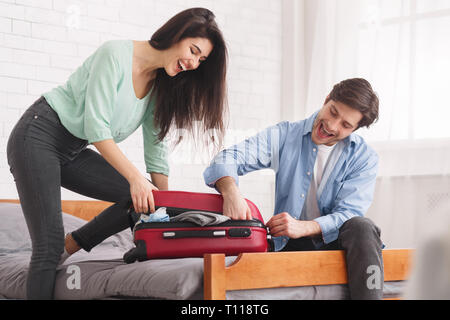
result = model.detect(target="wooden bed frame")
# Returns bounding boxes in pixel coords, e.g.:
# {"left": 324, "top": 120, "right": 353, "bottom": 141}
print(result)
{"left": 1, "top": 199, "right": 414, "bottom": 300}
{"left": 203, "top": 249, "right": 412, "bottom": 300}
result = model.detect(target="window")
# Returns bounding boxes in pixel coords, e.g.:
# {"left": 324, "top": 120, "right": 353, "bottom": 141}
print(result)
{"left": 356, "top": 0, "right": 450, "bottom": 141}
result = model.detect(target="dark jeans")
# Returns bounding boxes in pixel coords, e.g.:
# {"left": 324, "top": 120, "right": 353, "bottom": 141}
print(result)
{"left": 282, "top": 216, "right": 384, "bottom": 300}
{"left": 7, "top": 96, "right": 137, "bottom": 299}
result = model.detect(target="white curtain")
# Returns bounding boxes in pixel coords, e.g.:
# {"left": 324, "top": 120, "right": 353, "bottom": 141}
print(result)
{"left": 302, "top": 0, "right": 450, "bottom": 249}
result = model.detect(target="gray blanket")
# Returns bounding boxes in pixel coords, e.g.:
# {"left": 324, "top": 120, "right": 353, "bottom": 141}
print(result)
{"left": 0, "top": 203, "right": 207, "bottom": 299}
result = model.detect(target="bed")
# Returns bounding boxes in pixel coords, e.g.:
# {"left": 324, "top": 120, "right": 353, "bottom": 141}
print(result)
{"left": 0, "top": 199, "right": 413, "bottom": 300}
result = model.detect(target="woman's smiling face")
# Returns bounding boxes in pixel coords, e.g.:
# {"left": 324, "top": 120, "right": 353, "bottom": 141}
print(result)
{"left": 164, "top": 37, "right": 213, "bottom": 77}
{"left": 311, "top": 98, "right": 363, "bottom": 146}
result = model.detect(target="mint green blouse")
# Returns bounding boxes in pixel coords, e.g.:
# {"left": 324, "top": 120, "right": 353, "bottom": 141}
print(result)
{"left": 43, "top": 40, "right": 169, "bottom": 176}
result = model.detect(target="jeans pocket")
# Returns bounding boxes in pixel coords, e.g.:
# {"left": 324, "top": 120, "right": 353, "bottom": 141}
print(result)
{"left": 34, "top": 99, "right": 63, "bottom": 126}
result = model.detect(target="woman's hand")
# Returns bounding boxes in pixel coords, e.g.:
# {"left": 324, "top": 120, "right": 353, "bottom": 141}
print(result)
{"left": 129, "top": 175, "right": 159, "bottom": 214}
{"left": 92, "top": 140, "right": 161, "bottom": 214}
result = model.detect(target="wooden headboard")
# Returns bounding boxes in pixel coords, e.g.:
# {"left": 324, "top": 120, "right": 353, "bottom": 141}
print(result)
{"left": 0, "top": 199, "right": 113, "bottom": 221}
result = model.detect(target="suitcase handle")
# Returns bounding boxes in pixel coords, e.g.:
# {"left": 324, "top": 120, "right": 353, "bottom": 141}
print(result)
{"left": 162, "top": 228, "right": 253, "bottom": 239}
{"left": 163, "top": 229, "right": 227, "bottom": 239}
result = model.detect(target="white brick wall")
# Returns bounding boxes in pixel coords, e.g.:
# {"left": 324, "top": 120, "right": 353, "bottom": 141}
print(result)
{"left": 0, "top": 0, "right": 282, "bottom": 222}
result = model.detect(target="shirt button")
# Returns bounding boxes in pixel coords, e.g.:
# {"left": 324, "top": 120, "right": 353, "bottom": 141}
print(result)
{"left": 307, "top": 171, "right": 311, "bottom": 176}
{"left": 313, "top": 148, "right": 317, "bottom": 152}
{"left": 301, "top": 194, "right": 305, "bottom": 198}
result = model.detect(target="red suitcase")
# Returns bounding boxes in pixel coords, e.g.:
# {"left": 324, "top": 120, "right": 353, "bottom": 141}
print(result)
{"left": 123, "top": 190, "right": 271, "bottom": 262}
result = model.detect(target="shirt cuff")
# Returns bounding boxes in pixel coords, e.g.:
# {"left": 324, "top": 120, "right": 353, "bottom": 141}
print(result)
{"left": 314, "top": 215, "right": 339, "bottom": 244}
{"left": 203, "top": 163, "right": 239, "bottom": 189}
{"left": 86, "top": 129, "right": 113, "bottom": 144}
{"left": 146, "top": 164, "right": 170, "bottom": 177}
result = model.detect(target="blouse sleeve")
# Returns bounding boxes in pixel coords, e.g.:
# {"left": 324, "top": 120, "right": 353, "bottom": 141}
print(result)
{"left": 83, "top": 42, "right": 120, "bottom": 144}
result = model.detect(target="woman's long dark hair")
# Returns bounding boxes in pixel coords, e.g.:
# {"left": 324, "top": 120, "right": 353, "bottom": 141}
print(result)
{"left": 149, "top": 8, "right": 228, "bottom": 150}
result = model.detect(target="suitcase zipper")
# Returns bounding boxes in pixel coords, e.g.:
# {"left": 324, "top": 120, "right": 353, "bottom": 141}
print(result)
{"left": 132, "top": 206, "right": 266, "bottom": 232}
{"left": 134, "top": 219, "right": 265, "bottom": 230}
{"left": 155, "top": 206, "right": 221, "bottom": 217}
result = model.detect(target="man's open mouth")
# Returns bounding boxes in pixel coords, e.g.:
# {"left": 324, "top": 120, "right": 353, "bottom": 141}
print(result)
{"left": 317, "top": 122, "right": 334, "bottom": 139}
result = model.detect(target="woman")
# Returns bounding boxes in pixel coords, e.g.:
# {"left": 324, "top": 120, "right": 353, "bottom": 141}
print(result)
{"left": 6, "top": 7, "right": 228, "bottom": 299}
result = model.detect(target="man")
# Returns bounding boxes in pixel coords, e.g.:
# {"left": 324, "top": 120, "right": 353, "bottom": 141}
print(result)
{"left": 203, "top": 78, "right": 383, "bottom": 299}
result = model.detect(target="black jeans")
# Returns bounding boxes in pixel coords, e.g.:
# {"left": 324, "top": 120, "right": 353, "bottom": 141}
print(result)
{"left": 282, "top": 216, "right": 384, "bottom": 300}
{"left": 7, "top": 96, "right": 138, "bottom": 299}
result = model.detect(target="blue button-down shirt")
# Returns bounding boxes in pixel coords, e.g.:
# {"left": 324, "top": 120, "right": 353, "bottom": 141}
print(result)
{"left": 203, "top": 111, "right": 379, "bottom": 251}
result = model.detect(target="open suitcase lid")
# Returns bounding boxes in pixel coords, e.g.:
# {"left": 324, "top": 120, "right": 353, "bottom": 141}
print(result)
{"left": 152, "top": 190, "right": 265, "bottom": 223}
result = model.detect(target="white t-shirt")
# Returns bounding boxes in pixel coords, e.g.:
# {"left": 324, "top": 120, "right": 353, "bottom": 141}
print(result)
{"left": 302, "top": 143, "right": 336, "bottom": 221}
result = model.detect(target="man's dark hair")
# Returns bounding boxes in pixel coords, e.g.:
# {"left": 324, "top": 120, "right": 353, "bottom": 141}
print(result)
{"left": 325, "top": 78, "right": 379, "bottom": 129}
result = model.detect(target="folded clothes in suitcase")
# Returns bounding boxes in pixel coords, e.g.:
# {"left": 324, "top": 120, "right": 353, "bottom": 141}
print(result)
{"left": 123, "top": 190, "right": 272, "bottom": 262}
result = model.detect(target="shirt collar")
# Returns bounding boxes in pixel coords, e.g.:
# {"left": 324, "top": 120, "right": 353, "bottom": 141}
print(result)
{"left": 303, "top": 111, "right": 319, "bottom": 136}
{"left": 303, "top": 110, "right": 358, "bottom": 145}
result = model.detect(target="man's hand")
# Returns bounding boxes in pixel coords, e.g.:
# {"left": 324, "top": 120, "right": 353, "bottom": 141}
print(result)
{"left": 266, "top": 212, "right": 322, "bottom": 238}
{"left": 216, "top": 176, "right": 253, "bottom": 220}
{"left": 222, "top": 190, "right": 253, "bottom": 220}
